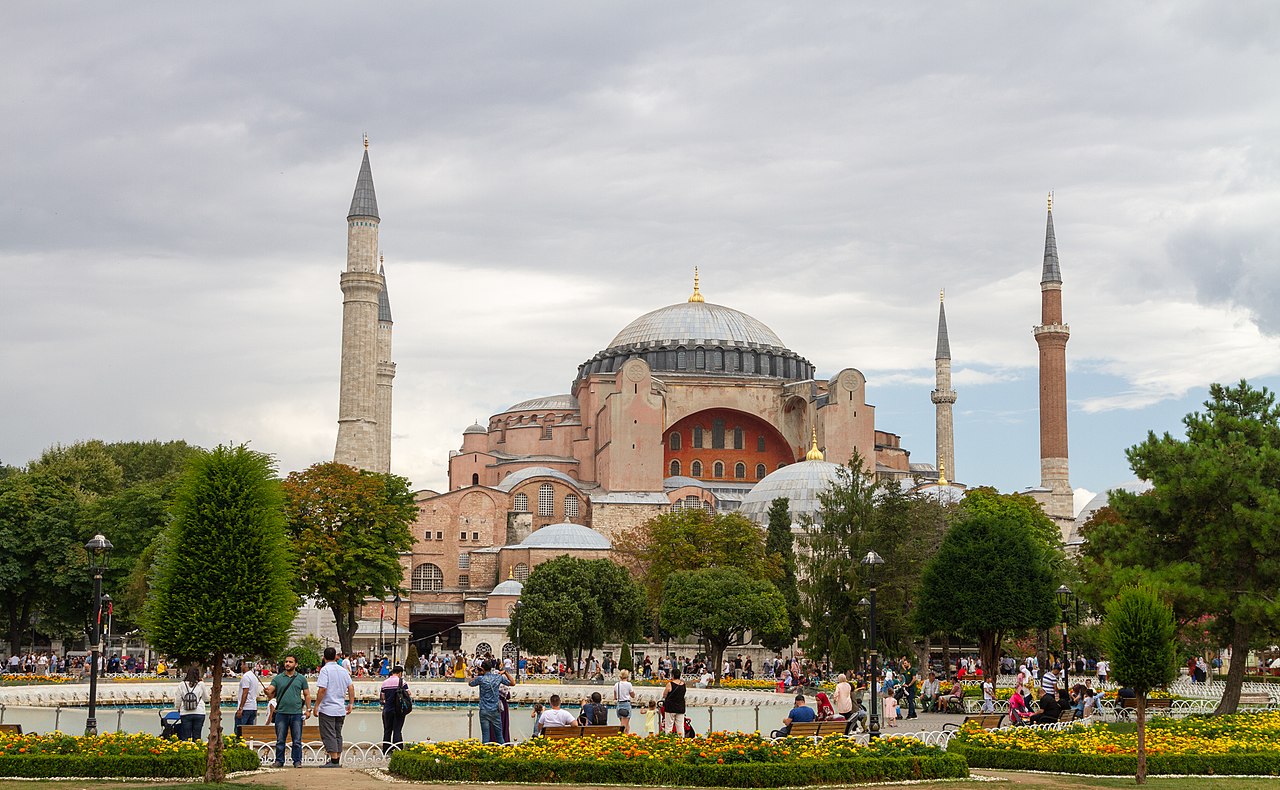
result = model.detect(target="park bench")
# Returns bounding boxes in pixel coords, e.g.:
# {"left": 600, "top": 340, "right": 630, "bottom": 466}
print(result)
{"left": 0, "top": 724, "right": 23, "bottom": 734}
{"left": 942, "top": 714, "right": 1004, "bottom": 732}
{"left": 1239, "top": 693, "right": 1272, "bottom": 706}
{"left": 1058, "top": 709, "right": 1078, "bottom": 724}
{"left": 542, "top": 725, "right": 625, "bottom": 739}
{"left": 239, "top": 724, "right": 324, "bottom": 743}
{"left": 771, "top": 720, "right": 850, "bottom": 738}
{"left": 1116, "top": 697, "right": 1172, "bottom": 720}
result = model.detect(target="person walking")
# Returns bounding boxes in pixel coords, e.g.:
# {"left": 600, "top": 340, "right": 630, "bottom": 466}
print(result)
{"left": 174, "top": 665, "right": 210, "bottom": 741}
{"left": 880, "top": 672, "right": 897, "bottom": 728}
{"left": 900, "top": 658, "right": 918, "bottom": 719}
{"left": 234, "top": 658, "right": 263, "bottom": 736}
{"left": 314, "top": 646, "right": 355, "bottom": 768}
{"left": 613, "top": 669, "right": 636, "bottom": 733}
{"left": 379, "top": 664, "right": 408, "bottom": 753}
{"left": 266, "top": 655, "right": 310, "bottom": 768}
{"left": 662, "top": 667, "right": 687, "bottom": 737}
{"left": 467, "top": 658, "right": 514, "bottom": 744}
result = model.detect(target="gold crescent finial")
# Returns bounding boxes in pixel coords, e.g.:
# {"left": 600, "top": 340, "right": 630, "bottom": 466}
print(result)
{"left": 938, "top": 459, "right": 948, "bottom": 486}
{"left": 689, "top": 266, "right": 705, "bottom": 302}
{"left": 940, "top": 288, "right": 945, "bottom": 303}
{"left": 1047, "top": 191, "right": 1053, "bottom": 212}
{"left": 507, "top": 565, "right": 514, "bottom": 580}
{"left": 805, "top": 427, "right": 824, "bottom": 461}
{"left": 364, "top": 134, "right": 369, "bottom": 151}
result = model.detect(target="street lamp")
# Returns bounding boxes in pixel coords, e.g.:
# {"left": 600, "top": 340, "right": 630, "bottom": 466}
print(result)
{"left": 1056, "top": 585, "right": 1074, "bottom": 690}
{"left": 84, "top": 533, "right": 113, "bottom": 736}
{"left": 860, "top": 550, "right": 885, "bottom": 739}
{"left": 513, "top": 600, "right": 523, "bottom": 683}
{"left": 393, "top": 593, "right": 402, "bottom": 667}
{"left": 823, "top": 609, "right": 832, "bottom": 679}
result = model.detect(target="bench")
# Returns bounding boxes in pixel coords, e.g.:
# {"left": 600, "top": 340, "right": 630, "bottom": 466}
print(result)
{"left": 542, "top": 725, "right": 625, "bottom": 739}
{"left": 771, "top": 720, "right": 850, "bottom": 738}
{"left": 942, "top": 714, "right": 1005, "bottom": 732}
{"left": 1239, "top": 693, "right": 1272, "bottom": 706}
{"left": 239, "top": 724, "right": 324, "bottom": 743}
{"left": 1058, "top": 709, "right": 1078, "bottom": 724}
{"left": 0, "top": 724, "right": 23, "bottom": 734}
{"left": 1116, "top": 697, "right": 1172, "bottom": 720}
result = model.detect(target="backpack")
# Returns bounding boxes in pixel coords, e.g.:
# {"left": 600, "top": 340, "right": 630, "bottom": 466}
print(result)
{"left": 396, "top": 680, "right": 413, "bottom": 716}
{"left": 590, "top": 703, "right": 608, "bottom": 726}
{"left": 181, "top": 682, "right": 199, "bottom": 712}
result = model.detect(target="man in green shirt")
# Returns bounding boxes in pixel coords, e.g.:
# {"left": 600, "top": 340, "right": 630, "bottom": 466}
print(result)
{"left": 266, "top": 655, "right": 311, "bottom": 768}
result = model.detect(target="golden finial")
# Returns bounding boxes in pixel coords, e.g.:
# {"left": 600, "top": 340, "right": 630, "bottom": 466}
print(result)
{"left": 1047, "top": 191, "right": 1053, "bottom": 212}
{"left": 940, "top": 288, "right": 945, "bottom": 303}
{"left": 688, "top": 266, "right": 705, "bottom": 303}
{"left": 507, "top": 565, "right": 514, "bottom": 580}
{"left": 938, "top": 459, "right": 948, "bottom": 486}
{"left": 364, "top": 134, "right": 369, "bottom": 151}
{"left": 805, "top": 427, "right": 824, "bottom": 461}
{"left": 379, "top": 253, "right": 384, "bottom": 266}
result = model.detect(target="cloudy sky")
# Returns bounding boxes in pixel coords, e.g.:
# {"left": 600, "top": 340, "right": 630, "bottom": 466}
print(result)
{"left": 4, "top": 2, "right": 1279, "bottom": 510}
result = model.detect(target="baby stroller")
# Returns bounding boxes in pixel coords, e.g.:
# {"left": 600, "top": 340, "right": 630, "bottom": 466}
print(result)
{"left": 656, "top": 701, "right": 697, "bottom": 737}
{"left": 159, "top": 711, "right": 181, "bottom": 738}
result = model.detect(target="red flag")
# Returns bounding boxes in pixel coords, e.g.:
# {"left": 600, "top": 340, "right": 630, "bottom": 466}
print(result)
{"left": 380, "top": 603, "right": 385, "bottom": 618}
{"left": 107, "top": 601, "right": 113, "bottom": 617}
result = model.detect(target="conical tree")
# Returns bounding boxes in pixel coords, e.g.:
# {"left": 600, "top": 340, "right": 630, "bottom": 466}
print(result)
{"left": 144, "top": 445, "right": 297, "bottom": 782}
{"left": 619, "top": 642, "right": 634, "bottom": 673}
{"left": 762, "top": 498, "right": 800, "bottom": 652}
{"left": 1101, "top": 586, "right": 1177, "bottom": 784}
{"left": 405, "top": 642, "right": 420, "bottom": 676}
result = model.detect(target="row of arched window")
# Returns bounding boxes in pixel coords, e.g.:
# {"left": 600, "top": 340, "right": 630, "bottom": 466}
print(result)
{"left": 671, "top": 459, "right": 780, "bottom": 480}
{"left": 670, "top": 424, "right": 768, "bottom": 452}
{"left": 410, "top": 561, "right": 531, "bottom": 592}
{"left": 513, "top": 485, "right": 580, "bottom": 519}
{"left": 580, "top": 348, "right": 813, "bottom": 380}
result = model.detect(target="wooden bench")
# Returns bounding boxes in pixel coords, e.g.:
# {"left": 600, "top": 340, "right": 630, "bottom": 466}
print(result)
{"left": 1239, "top": 693, "right": 1272, "bottom": 706}
{"left": 942, "top": 714, "right": 1005, "bottom": 732}
{"left": 772, "top": 720, "right": 850, "bottom": 738}
{"left": 1058, "top": 709, "right": 1078, "bottom": 724}
{"left": 542, "top": 725, "right": 625, "bottom": 739}
{"left": 0, "top": 724, "right": 23, "bottom": 735}
{"left": 1116, "top": 697, "right": 1172, "bottom": 720}
{"left": 239, "top": 724, "right": 323, "bottom": 743}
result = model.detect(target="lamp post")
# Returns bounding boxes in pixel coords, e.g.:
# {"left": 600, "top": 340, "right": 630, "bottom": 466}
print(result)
{"left": 393, "top": 593, "right": 402, "bottom": 667}
{"left": 861, "top": 550, "right": 885, "bottom": 739}
{"left": 1056, "top": 585, "right": 1074, "bottom": 690}
{"left": 513, "top": 600, "right": 523, "bottom": 683}
{"left": 84, "top": 534, "right": 113, "bottom": 736}
{"left": 378, "top": 600, "right": 386, "bottom": 662}
{"left": 823, "top": 609, "right": 832, "bottom": 680}
{"left": 857, "top": 598, "right": 870, "bottom": 669}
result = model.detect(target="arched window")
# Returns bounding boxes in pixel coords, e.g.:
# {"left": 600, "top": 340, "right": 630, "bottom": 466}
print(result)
{"left": 685, "top": 495, "right": 701, "bottom": 509}
{"left": 513, "top": 493, "right": 529, "bottom": 512}
{"left": 514, "top": 562, "right": 529, "bottom": 581}
{"left": 476, "top": 642, "right": 493, "bottom": 657}
{"left": 411, "top": 563, "right": 444, "bottom": 592}
{"left": 777, "top": 461, "right": 787, "bottom": 470}
{"left": 677, "top": 349, "right": 687, "bottom": 369}
{"left": 471, "top": 473, "right": 479, "bottom": 486}
{"left": 669, "top": 459, "right": 680, "bottom": 476}
{"left": 757, "top": 435, "right": 766, "bottom": 452}
{"left": 735, "top": 462, "right": 746, "bottom": 479}
{"left": 711, "top": 349, "right": 723, "bottom": 370}
{"left": 695, "top": 349, "right": 705, "bottom": 369}
{"left": 565, "top": 494, "right": 580, "bottom": 521}
{"left": 691, "top": 460, "right": 702, "bottom": 477}
{"left": 693, "top": 426, "right": 704, "bottom": 448}
{"left": 670, "top": 432, "right": 681, "bottom": 451}
{"left": 756, "top": 463, "right": 767, "bottom": 479}
{"left": 733, "top": 427, "right": 744, "bottom": 450}
{"left": 712, "top": 419, "right": 725, "bottom": 449}
{"left": 542, "top": 423, "right": 553, "bottom": 440}
{"left": 744, "top": 353, "right": 755, "bottom": 373}
{"left": 502, "top": 642, "right": 516, "bottom": 660}
{"left": 538, "top": 483, "right": 554, "bottom": 516}
{"left": 713, "top": 461, "right": 724, "bottom": 478}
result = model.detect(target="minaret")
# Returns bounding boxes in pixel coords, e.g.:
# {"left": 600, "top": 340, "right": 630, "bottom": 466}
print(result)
{"left": 374, "top": 257, "right": 396, "bottom": 474}
{"left": 931, "top": 290, "right": 957, "bottom": 482}
{"left": 1033, "top": 193, "right": 1073, "bottom": 525}
{"left": 334, "top": 137, "right": 384, "bottom": 471}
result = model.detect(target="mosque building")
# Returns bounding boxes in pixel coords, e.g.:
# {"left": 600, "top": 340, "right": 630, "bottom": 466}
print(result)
{"left": 330, "top": 144, "right": 1072, "bottom": 656}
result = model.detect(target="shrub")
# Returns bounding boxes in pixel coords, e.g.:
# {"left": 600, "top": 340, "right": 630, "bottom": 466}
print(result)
{"left": 0, "top": 748, "right": 258, "bottom": 778}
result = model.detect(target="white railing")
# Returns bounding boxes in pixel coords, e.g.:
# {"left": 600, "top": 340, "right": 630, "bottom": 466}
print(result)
{"left": 244, "top": 739, "right": 393, "bottom": 768}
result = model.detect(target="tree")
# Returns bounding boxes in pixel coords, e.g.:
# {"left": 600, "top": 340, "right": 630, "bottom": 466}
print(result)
{"left": 914, "top": 489, "right": 1060, "bottom": 679}
{"left": 511, "top": 555, "right": 645, "bottom": 674}
{"left": 404, "top": 642, "right": 420, "bottom": 676}
{"left": 1081, "top": 381, "right": 1280, "bottom": 713}
{"left": 660, "top": 567, "right": 788, "bottom": 683}
{"left": 281, "top": 462, "right": 417, "bottom": 654}
{"left": 762, "top": 498, "right": 801, "bottom": 652}
{"left": 143, "top": 445, "right": 297, "bottom": 782}
{"left": 832, "top": 633, "right": 855, "bottom": 675}
{"left": 286, "top": 635, "right": 324, "bottom": 674}
{"left": 1101, "top": 586, "right": 1177, "bottom": 785}
{"left": 618, "top": 642, "right": 634, "bottom": 672}
{"left": 0, "top": 471, "right": 82, "bottom": 654}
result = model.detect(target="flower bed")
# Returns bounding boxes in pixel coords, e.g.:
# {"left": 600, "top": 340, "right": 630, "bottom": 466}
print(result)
{"left": 0, "top": 674, "right": 73, "bottom": 686}
{"left": 949, "top": 712, "right": 1280, "bottom": 775}
{"left": 391, "top": 732, "right": 967, "bottom": 786}
{"left": 0, "top": 732, "right": 257, "bottom": 778}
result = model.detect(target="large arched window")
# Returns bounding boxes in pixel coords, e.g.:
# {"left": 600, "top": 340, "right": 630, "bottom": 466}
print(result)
{"left": 670, "top": 432, "right": 681, "bottom": 451}
{"left": 669, "top": 459, "right": 680, "bottom": 476}
{"left": 693, "top": 426, "right": 704, "bottom": 448}
{"left": 538, "top": 483, "right": 554, "bottom": 516}
{"left": 411, "top": 563, "right": 444, "bottom": 592}
{"left": 514, "top": 562, "right": 530, "bottom": 581}
{"left": 476, "top": 642, "right": 493, "bottom": 658}
{"left": 756, "top": 463, "right": 767, "bottom": 479}
{"left": 713, "top": 461, "right": 724, "bottom": 478}
{"left": 735, "top": 462, "right": 746, "bottom": 479}
{"left": 565, "top": 493, "right": 580, "bottom": 521}
{"left": 712, "top": 419, "right": 725, "bottom": 449}
{"left": 690, "top": 460, "right": 703, "bottom": 477}
{"left": 513, "top": 493, "right": 529, "bottom": 512}
{"left": 733, "top": 427, "right": 744, "bottom": 450}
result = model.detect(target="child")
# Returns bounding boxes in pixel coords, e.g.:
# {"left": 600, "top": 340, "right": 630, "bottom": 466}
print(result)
{"left": 643, "top": 700, "right": 658, "bottom": 736}
{"left": 531, "top": 703, "right": 545, "bottom": 736}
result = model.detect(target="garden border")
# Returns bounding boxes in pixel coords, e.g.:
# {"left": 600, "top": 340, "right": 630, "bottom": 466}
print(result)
{"left": 0, "top": 747, "right": 259, "bottom": 778}
{"left": 948, "top": 740, "right": 1280, "bottom": 776}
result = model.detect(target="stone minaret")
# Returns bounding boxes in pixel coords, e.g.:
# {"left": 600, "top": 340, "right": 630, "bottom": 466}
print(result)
{"left": 931, "top": 290, "right": 957, "bottom": 482}
{"left": 1033, "top": 193, "right": 1073, "bottom": 524}
{"left": 374, "top": 259, "right": 396, "bottom": 474}
{"left": 334, "top": 138, "right": 386, "bottom": 472}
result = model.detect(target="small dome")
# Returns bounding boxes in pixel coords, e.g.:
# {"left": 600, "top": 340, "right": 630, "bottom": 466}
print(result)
{"left": 506, "top": 394, "right": 579, "bottom": 412}
{"left": 495, "top": 467, "right": 580, "bottom": 492}
{"left": 739, "top": 459, "right": 843, "bottom": 526}
{"left": 608, "top": 302, "right": 786, "bottom": 349}
{"left": 490, "top": 578, "right": 524, "bottom": 597}
{"left": 915, "top": 484, "right": 965, "bottom": 504}
{"left": 664, "top": 475, "right": 710, "bottom": 489}
{"left": 463, "top": 422, "right": 488, "bottom": 435}
{"left": 519, "top": 522, "right": 611, "bottom": 550}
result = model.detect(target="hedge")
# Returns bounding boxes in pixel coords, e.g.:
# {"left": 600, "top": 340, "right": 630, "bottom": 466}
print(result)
{"left": 948, "top": 741, "right": 1280, "bottom": 776}
{"left": 388, "top": 752, "right": 969, "bottom": 786}
{"left": 0, "top": 747, "right": 259, "bottom": 778}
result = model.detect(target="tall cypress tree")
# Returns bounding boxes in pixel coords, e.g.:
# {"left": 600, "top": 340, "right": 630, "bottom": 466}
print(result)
{"left": 144, "top": 445, "right": 297, "bottom": 782}
{"left": 762, "top": 498, "right": 801, "bottom": 652}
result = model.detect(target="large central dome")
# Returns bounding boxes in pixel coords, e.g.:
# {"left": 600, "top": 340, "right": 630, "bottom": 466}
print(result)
{"left": 609, "top": 302, "right": 786, "bottom": 349}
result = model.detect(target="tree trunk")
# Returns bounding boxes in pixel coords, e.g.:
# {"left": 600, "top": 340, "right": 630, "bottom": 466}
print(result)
{"left": 940, "top": 634, "right": 951, "bottom": 678}
{"left": 977, "top": 631, "right": 999, "bottom": 689}
{"left": 1136, "top": 693, "right": 1147, "bottom": 784}
{"left": 711, "top": 641, "right": 725, "bottom": 685}
{"left": 335, "top": 604, "right": 356, "bottom": 656}
{"left": 1214, "top": 620, "right": 1252, "bottom": 715}
{"left": 205, "top": 655, "right": 225, "bottom": 783}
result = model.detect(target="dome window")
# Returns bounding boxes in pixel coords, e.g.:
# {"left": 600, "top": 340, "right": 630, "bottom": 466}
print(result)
{"left": 538, "top": 483, "right": 554, "bottom": 516}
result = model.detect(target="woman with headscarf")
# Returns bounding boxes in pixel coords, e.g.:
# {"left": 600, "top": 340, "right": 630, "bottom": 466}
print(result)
{"left": 814, "top": 691, "right": 836, "bottom": 721}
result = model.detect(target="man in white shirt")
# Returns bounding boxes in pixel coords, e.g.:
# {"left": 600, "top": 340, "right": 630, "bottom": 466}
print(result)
{"left": 981, "top": 677, "right": 995, "bottom": 713}
{"left": 1041, "top": 668, "right": 1059, "bottom": 697}
{"left": 537, "top": 694, "right": 579, "bottom": 730}
{"left": 314, "top": 647, "right": 354, "bottom": 768}
{"left": 234, "top": 659, "right": 263, "bottom": 735}
{"left": 1096, "top": 659, "right": 1109, "bottom": 685}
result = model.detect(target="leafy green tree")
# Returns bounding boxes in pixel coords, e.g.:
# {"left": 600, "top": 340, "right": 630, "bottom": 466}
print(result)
{"left": 511, "top": 555, "right": 645, "bottom": 675}
{"left": 762, "top": 498, "right": 801, "bottom": 652}
{"left": 832, "top": 633, "right": 855, "bottom": 675}
{"left": 405, "top": 641, "right": 420, "bottom": 675}
{"left": 914, "top": 489, "right": 1060, "bottom": 679}
{"left": 1101, "top": 586, "right": 1177, "bottom": 785}
{"left": 281, "top": 462, "right": 416, "bottom": 654}
{"left": 1081, "top": 381, "right": 1280, "bottom": 713}
{"left": 618, "top": 642, "right": 634, "bottom": 672}
{"left": 0, "top": 471, "right": 82, "bottom": 653}
{"left": 660, "top": 567, "right": 788, "bottom": 683}
{"left": 286, "top": 635, "right": 324, "bottom": 674}
{"left": 144, "top": 445, "right": 297, "bottom": 782}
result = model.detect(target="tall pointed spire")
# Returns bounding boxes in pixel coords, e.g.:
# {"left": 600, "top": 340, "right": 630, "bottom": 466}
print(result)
{"left": 935, "top": 289, "right": 951, "bottom": 360}
{"left": 378, "top": 257, "right": 393, "bottom": 323}
{"left": 931, "top": 288, "right": 957, "bottom": 483}
{"left": 688, "top": 266, "right": 705, "bottom": 303}
{"left": 348, "top": 142, "right": 379, "bottom": 220}
{"left": 1041, "top": 191, "right": 1061, "bottom": 284}
{"left": 1033, "top": 191, "right": 1072, "bottom": 533}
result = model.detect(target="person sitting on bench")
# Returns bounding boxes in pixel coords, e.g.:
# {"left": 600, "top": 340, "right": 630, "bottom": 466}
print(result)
{"left": 771, "top": 694, "right": 816, "bottom": 737}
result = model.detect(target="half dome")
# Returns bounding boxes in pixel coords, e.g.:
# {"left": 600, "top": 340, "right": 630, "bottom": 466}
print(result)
{"left": 518, "top": 522, "right": 611, "bottom": 550}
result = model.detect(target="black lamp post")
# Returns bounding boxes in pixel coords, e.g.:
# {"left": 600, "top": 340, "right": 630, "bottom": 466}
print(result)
{"left": 393, "top": 593, "right": 402, "bottom": 666}
{"left": 1056, "top": 585, "right": 1074, "bottom": 690}
{"left": 823, "top": 609, "right": 832, "bottom": 679}
{"left": 84, "top": 533, "right": 113, "bottom": 736}
{"left": 513, "top": 600, "right": 523, "bottom": 682}
{"left": 861, "top": 550, "right": 885, "bottom": 739}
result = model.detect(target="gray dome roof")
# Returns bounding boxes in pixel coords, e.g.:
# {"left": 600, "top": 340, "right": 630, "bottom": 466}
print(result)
{"left": 490, "top": 578, "right": 524, "bottom": 596}
{"left": 915, "top": 484, "right": 966, "bottom": 504}
{"left": 495, "top": 467, "right": 580, "bottom": 492}
{"left": 609, "top": 302, "right": 785, "bottom": 349}
{"left": 463, "top": 422, "right": 488, "bottom": 435}
{"left": 506, "top": 394, "right": 579, "bottom": 412}
{"left": 664, "top": 476, "right": 710, "bottom": 489}
{"left": 519, "top": 522, "right": 611, "bottom": 550}
{"left": 739, "top": 459, "right": 843, "bottom": 526}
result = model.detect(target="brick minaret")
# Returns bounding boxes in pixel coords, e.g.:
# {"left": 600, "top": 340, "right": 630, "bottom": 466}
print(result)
{"left": 334, "top": 138, "right": 385, "bottom": 471}
{"left": 1033, "top": 194, "right": 1073, "bottom": 523}
{"left": 931, "top": 290, "right": 957, "bottom": 482}
{"left": 374, "top": 259, "right": 396, "bottom": 474}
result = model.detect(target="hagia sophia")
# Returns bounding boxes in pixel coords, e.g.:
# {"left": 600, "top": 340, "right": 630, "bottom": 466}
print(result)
{"left": 327, "top": 142, "right": 1076, "bottom": 658}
